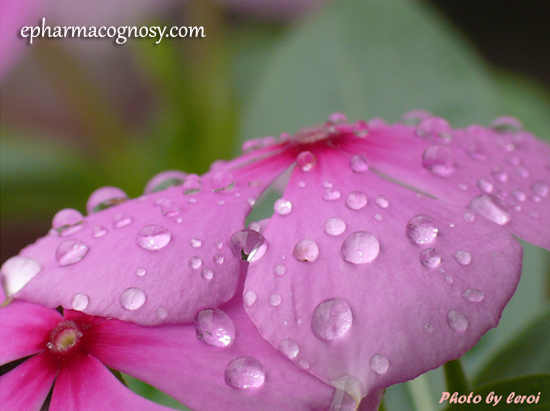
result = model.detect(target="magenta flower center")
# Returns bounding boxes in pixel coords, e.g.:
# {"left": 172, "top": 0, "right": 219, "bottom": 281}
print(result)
{"left": 47, "top": 320, "right": 83, "bottom": 357}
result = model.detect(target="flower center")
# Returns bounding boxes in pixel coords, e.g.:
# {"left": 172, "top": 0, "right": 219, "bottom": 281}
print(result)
{"left": 47, "top": 320, "right": 83, "bottom": 356}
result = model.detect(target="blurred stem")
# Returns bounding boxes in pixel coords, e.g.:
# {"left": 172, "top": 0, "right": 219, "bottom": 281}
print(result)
{"left": 443, "top": 358, "right": 471, "bottom": 394}
{"left": 406, "top": 374, "right": 436, "bottom": 411}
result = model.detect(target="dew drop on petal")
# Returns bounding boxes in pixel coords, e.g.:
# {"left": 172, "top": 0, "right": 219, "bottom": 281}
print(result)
{"left": 374, "top": 214, "right": 383, "bottom": 222}
{"left": 160, "top": 199, "right": 181, "bottom": 217}
{"left": 400, "top": 109, "right": 432, "bottom": 125}
{"left": 71, "top": 293, "right": 89, "bottom": 311}
{"left": 323, "top": 188, "right": 342, "bottom": 201}
{"left": 112, "top": 212, "right": 132, "bottom": 228}
{"left": 311, "top": 297, "right": 353, "bottom": 341}
{"left": 490, "top": 116, "right": 523, "bottom": 133}
{"left": 323, "top": 181, "right": 333, "bottom": 188}
{"left": 86, "top": 186, "right": 127, "bottom": 214}
{"left": 292, "top": 239, "right": 319, "bottom": 262}
{"left": 297, "top": 151, "right": 317, "bottom": 172}
{"left": 279, "top": 339, "right": 300, "bottom": 359}
{"left": 491, "top": 167, "right": 508, "bottom": 183}
{"left": 144, "top": 170, "right": 188, "bottom": 194}
{"left": 269, "top": 294, "right": 282, "bottom": 307}
{"left": 515, "top": 166, "right": 530, "bottom": 178}
{"left": 244, "top": 290, "right": 257, "bottom": 307}
{"left": 194, "top": 308, "right": 235, "bottom": 347}
{"left": 298, "top": 359, "right": 310, "bottom": 370}
{"left": 421, "top": 145, "right": 454, "bottom": 177}
{"left": 225, "top": 356, "right": 265, "bottom": 389}
{"left": 274, "top": 199, "right": 292, "bottom": 216}
{"left": 201, "top": 268, "right": 214, "bottom": 280}
{"left": 190, "top": 238, "right": 202, "bottom": 248}
{"left": 476, "top": 177, "right": 494, "bottom": 194}
{"left": 136, "top": 225, "right": 172, "bottom": 251}
{"left": 324, "top": 217, "right": 346, "bottom": 236}
{"left": 512, "top": 189, "right": 527, "bottom": 202}
{"left": 56, "top": 240, "right": 89, "bottom": 266}
{"left": 370, "top": 354, "right": 389, "bottom": 374}
{"left": 532, "top": 181, "right": 549, "bottom": 198}
{"left": 350, "top": 155, "right": 369, "bottom": 173}
{"left": 182, "top": 175, "right": 201, "bottom": 195}
{"left": 230, "top": 230, "right": 266, "bottom": 262}
{"left": 0, "top": 256, "right": 41, "bottom": 296}
{"left": 416, "top": 117, "right": 452, "bottom": 141}
{"left": 156, "top": 307, "right": 168, "bottom": 320}
{"left": 136, "top": 268, "right": 146, "bottom": 277}
{"left": 420, "top": 248, "right": 441, "bottom": 268}
{"left": 463, "top": 212, "right": 476, "bottom": 223}
{"left": 463, "top": 289, "right": 485, "bottom": 303}
{"left": 346, "top": 191, "right": 367, "bottom": 210}
{"left": 375, "top": 195, "right": 389, "bottom": 208}
{"left": 214, "top": 254, "right": 225, "bottom": 265}
{"left": 447, "top": 310, "right": 469, "bottom": 332}
{"left": 454, "top": 250, "right": 472, "bottom": 265}
{"left": 274, "top": 264, "right": 286, "bottom": 276}
{"left": 189, "top": 256, "right": 202, "bottom": 269}
{"left": 52, "top": 209, "right": 84, "bottom": 236}
{"left": 211, "top": 171, "right": 235, "bottom": 193}
{"left": 120, "top": 288, "right": 146, "bottom": 310}
{"left": 329, "top": 112, "right": 347, "bottom": 123}
{"left": 92, "top": 225, "right": 108, "bottom": 238}
{"left": 406, "top": 215, "right": 438, "bottom": 245}
{"left": 423, "top": 323, "right": 435, "bottom": 333}
{"left": 469, "top": 195, "right": 511, "bottom": 226}
{"left": 340, "top": 231, "right": 380, "bottom": 264}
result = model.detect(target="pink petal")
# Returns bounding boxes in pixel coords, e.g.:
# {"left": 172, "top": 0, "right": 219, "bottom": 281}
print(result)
{"left": 340, "top": 116, "right": 550, "bottom": 249}
{"left": 0, "top": 352, "right": 57, "bottom": 411}
{"left": 85, "top": 264, "right": 349, "bottom": 411}
{"left": 0, "top": 300, "right": 61, "bottom": 365}
{"left": 49, "top": 354, "right": 173, "bottom": 411}
{"left": 13, "top": 156, "right": 292, "bottom": 325}
{"left": 244, "top": 148, "right": 522, "bottom": 399}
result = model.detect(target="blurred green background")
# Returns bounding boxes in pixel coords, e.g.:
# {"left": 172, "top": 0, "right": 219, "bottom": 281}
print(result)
{"left": 1, "top": 0, "right": 549, "bottom": 410}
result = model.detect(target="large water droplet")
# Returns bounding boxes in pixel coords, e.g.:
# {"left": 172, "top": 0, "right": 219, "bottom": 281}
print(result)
{"left": 420, "top": 248, "right": 441, "bottom": 268}
{"left": 211, "top": 171, "right": 235, "bottom": 192}
{"left": 324, "top": 217, "right": 346, "bottom": 236}
{"left": 86, "top": 186, "right": 127, "bottom": 214}
{"left": 136, "top": 225, "right": 172, "bottom": 251}
{"left": 323, "top": 188, "right": 342, "bottom": 201}
{"left": 56, "top": 240, "right": 89, "bottom": 266}
{"left": 160, "top": 199, "right": 181, "bottom": 217}
{"left": 490, "top": 116, "right": 523, "bottom": 133}
{"left": 244, "top": 290, "right": 257, "bottom": 307}
{"left": 144, "top": 170, "right": 188, "bottom": 194}
{"left": 279, "top": 339, "right": 300, "bottom": 359}
{"left": 400, "top": 110, "right": 432, "bottom": 125}
{"left": 463, "top": 289, "right": 485, "bottom": 303}
{"left": 375, "top": 195, "right": 389, "bottom": 209}
{"left": 71, "top": 293, "right": 89, "bottom": 311}
{"left": 112, "top": 212, "right": 132, "bottom": 228}
{"left": 0, "top": 256, "right": 41, "bottom": 297}
{"left": 421, "top": 145, "right": 454, "bottom": 177}
{"left": 406, "top": 215, "right": 438, "bottom": 245}
{"left": 340, "top": 231, "right": 380, "bottom": 264}
{"left": 230, "top": 229, "right": 266, "bottom": 262}
{"left": 201, "top": 268, "right": 214, "bottom": 280}
{"left": 532, "top": 181, "right": 549, "bottom": 198}
{"left": 416, "top": 117, "right": 452, "bottom": 141}
{"left": 292, "top": 239, "right": 319, "bottom": 262}
{"left": 225, "top": 356, "right": 265, "bottom": 389}
{"left": 346, "top": 191, "right": 367, "bottom": 210}
{"left": 120, "top": 287, "right": 146, "bottom": 310}
{"left": 274, "top": 199, "right": 292, "bottom": 216}
{"left": 311, "top": 297, "right": 353, "bottom": 341}
{"left": 136, "top": 268, "right": 146, "bottom": 276}
{"left": 447, "top": 310, "right": 469, "bottom": 332}
{"left": 182, "top": 174, "right": 201, "bottom": 195}
{"left": 92, "top": 225, "right": 107, "bottom": 238}
{"left": 350, "top": 155, "right": 369, "bottom": 173}
{"left": 476, "top": 177, "right": 494, "bottom": 194}
{"left": 370, "top": 354, "right": 389, "bottom": 374}
{"left": 297, "top": 151, "right": 317, "bottom": 172}
{"left": 454, "top": 250, "right": 472, "bottom": 265}
{"left": 469, "top": 195, "right": 511, "bottom": 226}
{"left": 269, "top": 294, "right": 282, "bottom": 307}
{"left": 52, "top": 209, "right": 84, "bottom": 236}
{"left": 188, "top": 256, "right": 202, "bottom": 269}
{"left": 194, "top": 308, "right": 235, "bottom": 347}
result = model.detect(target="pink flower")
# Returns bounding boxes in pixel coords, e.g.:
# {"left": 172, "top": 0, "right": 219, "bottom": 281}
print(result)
{"left": 2, "top": 112, "right": 549, "bottom": 406}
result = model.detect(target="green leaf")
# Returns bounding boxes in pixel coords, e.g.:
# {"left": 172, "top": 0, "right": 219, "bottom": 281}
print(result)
{"left": 474, "top": 307, "right": 550, "bottom": 387}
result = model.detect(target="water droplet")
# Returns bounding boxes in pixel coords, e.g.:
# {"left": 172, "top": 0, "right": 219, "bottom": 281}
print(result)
{"left": 374, "top": 214, "right": 383, "bottom": 222}
{"left": 214, "top": 254, "right": 225, "bottom": 265}
{"left": 463, "top": 289, "right": 485, "bottom": 302}
{"left": 52, "top": 209, "right": 84, "bottom": 236}
{"left": 491, "top": 167, "right": 508, "bottom": 183}
{"left": 311, "top": 297, "right": 353, "bottom": 341}
{"left": 120, "top": 288, "right": 146, "bottom": 310}
{"left": 490, "top": 116, "right": 523, "bottom": 133}
{"left": 298, "top": 181, "right": 306, "bottom": 188}
{"left": 416, "top": 117, "right": 452, "bottom": 141}
{"left": 447, "top": 310, "right": 469, "bottom": 332}
{"left": 375, "top": 195, "right": 389, "bottom": 208}
{"left": 274, "top": 199, "right": 292, "bottom": 216}
{"left": 144, "top": 170, "right": 188, "bottom": 194}
{"left": 188, "top": 198, "right": 197, "bottom": 204}
{"left": 248, "top": 222, "right": 261, "bottom": 232}
{"left": 420, "top": 248, "right": 441, "bottom": 268}
{"left": 458, "top": 183, "right": 468, "bottom": 191}
{"left": 182, "top": 174, "right": 201, "bottom": 195}
{"left": 512, "top": 188, "right": 527, "bottom": 202}
{"left": 292, "top": 239, "right": 319, "bottom": 262}
{"left": 345, "top": 191, "right": 367, "bottom": 210}
{"left": 324, "top": 217, "right": 346, "bottom": 236}
{"left": 421, "top": 145, "right": 454, "bottom": 177}
{"left": 86, "top": 186, "right": 127, "bottom": 214}
{"left": 329, "top": 112, "right": 347, "bottom": 123}
{"left": 190, "top": 238, "right": 202, "bottom": 248}
{"left": 244, "top": 290, "right": 257, "bottom": 307}
{"left": 274, "top": 265, "right": 286, "bottom": 276}
{"left": 350, "top": 155, "right": 369, "bottom": 173}
{"left": 156, "top": 307, "right": 168, "bottom": 319}
{"left": 225, "top": 356, "right": 265, "bottom": 389}
{"left": 136, "top": 225, "right": 172, "bottom": 251}
{"left": 323, "top": 181, "right": 333, "bottom": 188}
{"left": 279, "top": 339, "right": 300, "bottom": 359}
{"left": 532, "top": 181, "right": 549, "bottom": 198}
{"left": 323, "top": 188, "right": 342, "bottom": 201}
{"left": 423, "top": 323, "right": 435, "bottom": 333}
{"left": 56, "top": 240, "right": 89, "bottom": 266}
{"left": 189, "top": 256, "right": 202, "bottom": 269}
{"left": 515, "top": 166, "right": 529, "bottom": 178}
{"left": 160, "top": 199, "right": 181, "bottom": 217}
{"left": 454, "top": 250, "right": 472, "bottom": 265}
{"left": 210, "top": 171, "right": 235, "bottom": 192}
{"left": 340, "top": 231, "right": 380, "bottom": 264}
{"left": 201, "top": 268, "right": 214, "bottom": 280}
{"left": 469, "top": 195, "right": 511, "bottom": 226}
{"left": 406, "top": 215, "right": 438, "bottom": 245}
{"left": 0, "top": 256, "right": 41, "bottom": 296}
{"left": 92, "top": 225, "right": 107, "bottom": 238}
{"left": 194, "top": 308, "right": 235, "bottom": 347}
{"left": 400, "top": 110, "right": 432, "bottom": 125}
{"left": 463, "top": 212, "right": 476, "bottom": 223}
{"left": 136, "top": 268, "right": 146, "bottom": 276}
{"left": 112, "top": 212, "right": 132, "bottom": 228}
{"left": 269, "top": 294, "right": 282, "bottom": 306}
{"left": 215, "top": 241, "right": 223, "bottom": 250}
{"left": 71, "top": 293, "right": 89, "bottom": 311}
{"left": 298, "top": 359, "right": 310, "bottom": 369}
{"left": 297, "top": 151, "right": 317, "bottom": 172}
{"left": 230, "top": 229, "right": 266, "bottom": 262}
{"left": 476, "top": 177, "right": 494, "bottom": 194}
{"left": 370, "top": 354, "right": 389, "bottom": 374}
